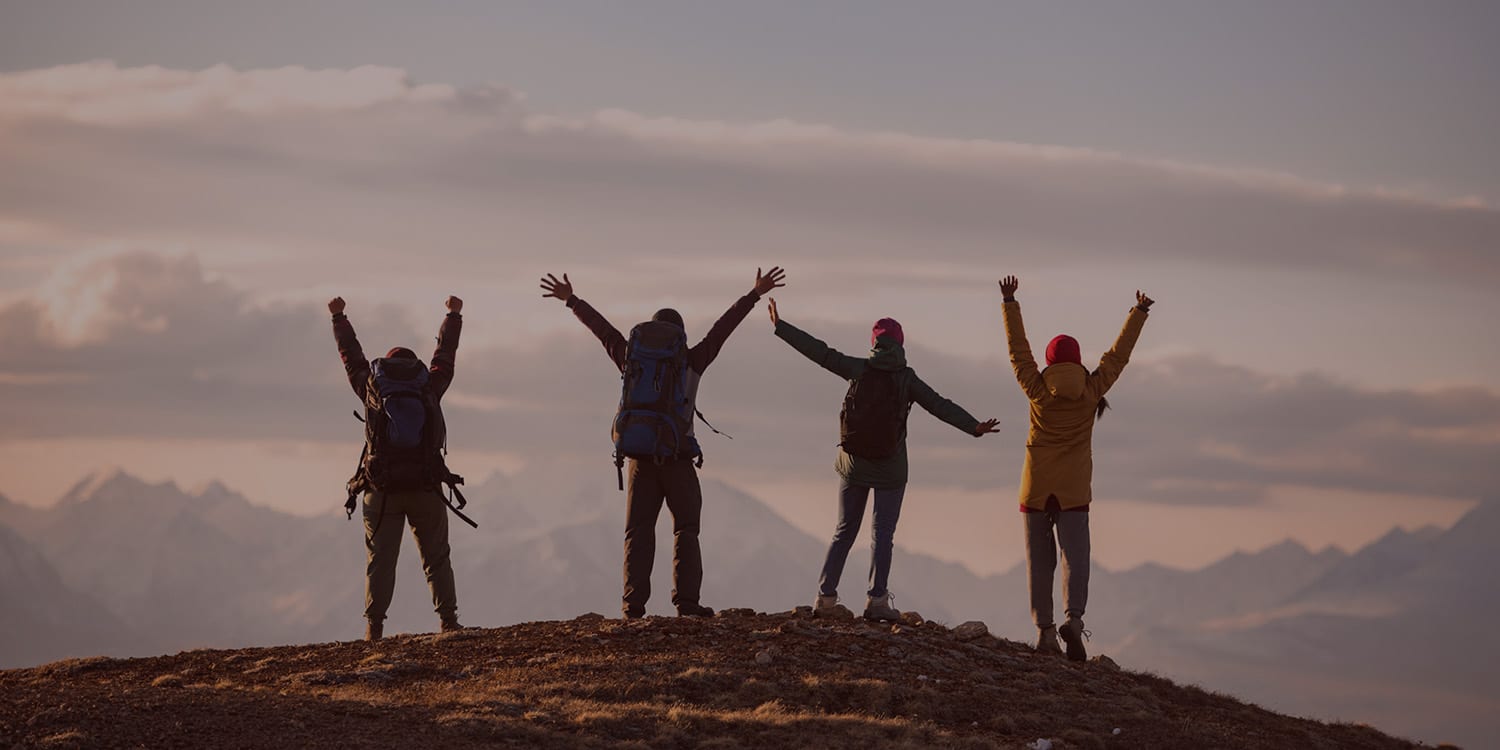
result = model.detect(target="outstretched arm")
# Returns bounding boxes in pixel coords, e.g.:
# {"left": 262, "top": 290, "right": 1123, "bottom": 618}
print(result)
{"left": 1090, "top": 290, "right": 1153, "bottom": 396}
{"left": 689, "top": 266, "right": 786, "bottom": 373}
{"left": 770, "top": 298, "right": 866, "bottom": 380}
{"left": 329, "top": 297, "right": 371, "bottom": 401}
{"left": 908, "top": 374, "right": 997, "bottom": 437}
{"left": 428, "top": 296, "right": 463, "bottom": 398}
{"left": 542, "top": 273, "right": 629, "bottom": 372}
{"left": 999, "top": 276, "right": 1047, "bottom": 402}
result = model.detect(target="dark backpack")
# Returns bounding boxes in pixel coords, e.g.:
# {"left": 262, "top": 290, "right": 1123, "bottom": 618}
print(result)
{"left": 342, "top": 357, "right": 476, "bottom": 528}
{"left": 362, "top": 357, "right": 438, "bottom": 490}
{"left": 611, "top": 321, "right": 700, "bottom": 486}
{"left": 839, "top": 367, "right": 906, "bottom": 459}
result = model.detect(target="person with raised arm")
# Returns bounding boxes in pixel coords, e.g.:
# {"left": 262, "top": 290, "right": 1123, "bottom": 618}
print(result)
{"left": 768, "top": 297, "right": 1000, "bottom": 622}
{"left": 330, "top": 294, "right": 467, "bottom": 641}
{"left": 541, "top": 268, "right": 786, "bottom": 619}
{"left": 998, "top": 275, "right": 1154, "bottom": 660}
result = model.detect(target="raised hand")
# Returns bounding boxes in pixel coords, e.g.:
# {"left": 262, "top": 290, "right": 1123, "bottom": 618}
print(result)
{"left": 998, "top": 276, "right": 1019, "bottom": 299}
{"left": 1136, "top": 290, "right": 1155, "bottom": 310}
{"left": 540, "top": 273, "right": 573, "bottom": 302}
{"left": 753, "top": 266, "right": 787, "bottom": 296}
{"left": 446, "top": 295, "right": 463, "bottom": 314}
{"left": 768, "top": 297, "right": 780, "bottom": 327}
{"left": 328, "top": 296, "right": 346, "bottom": 315}
{"left": 973, "top": 418, "right": 1001, "bottom": 436}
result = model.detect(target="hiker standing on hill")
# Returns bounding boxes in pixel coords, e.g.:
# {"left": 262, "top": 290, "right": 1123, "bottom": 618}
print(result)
{"left": 768, "top": 299, "right": 1000, "bottom": 622}
{"left": 331, "top": 295, "right": 467, "bottom": 641}
{"left": 541, "top": 267, "right": 786, "bottom": 619}
{"left": 998, "top": 275, "right": 1153, "bottom": 660}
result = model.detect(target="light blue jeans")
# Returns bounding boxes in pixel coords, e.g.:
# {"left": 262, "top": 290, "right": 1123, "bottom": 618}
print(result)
{"left": 818, "top": 479, "right": 906, "bottom": 598}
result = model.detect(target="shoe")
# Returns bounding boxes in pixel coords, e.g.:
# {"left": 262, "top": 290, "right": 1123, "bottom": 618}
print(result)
{"left": 677, "top": 603, "right": 715, "bottom": 617}
{"left": 622, "top": 606, "right": 646, "bottom": 620}
{"left": 1035, "top": 625, "right": 1062, "bottom": 655}
{"left": 1058, "top": 617, "right": 1089, "bottom": 662}
{"left": 814, "top": 594, "right": 840, "bottom": 616}
{"left": 863, "top": 592, "right": 901, "bottom": 622}
{"left": 365, "top": 621, "right": 383, "bottom": 642}
{"left": 440, "top": 617, "right": 464, "bottom": 633}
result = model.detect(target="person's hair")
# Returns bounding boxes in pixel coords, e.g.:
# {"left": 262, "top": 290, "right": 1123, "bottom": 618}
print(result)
{"left": 1096, "top": 395, "right": 1110, "bottom": 421}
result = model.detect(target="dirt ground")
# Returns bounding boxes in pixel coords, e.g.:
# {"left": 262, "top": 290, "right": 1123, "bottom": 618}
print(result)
{"left": 0, "top": 609, "right": 1435, "bottom": 749}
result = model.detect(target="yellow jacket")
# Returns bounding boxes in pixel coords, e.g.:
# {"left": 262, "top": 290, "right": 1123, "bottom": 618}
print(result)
{"left": 1003, "top": 301, "right": 1149, "bottom": 510}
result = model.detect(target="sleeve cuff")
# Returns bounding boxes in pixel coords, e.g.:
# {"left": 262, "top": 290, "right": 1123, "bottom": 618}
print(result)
{"left": 332, "top": 312, "right": 347, "bottom": 322}
{"left": 565, "top": 296, "right": 580, "bottom": 309}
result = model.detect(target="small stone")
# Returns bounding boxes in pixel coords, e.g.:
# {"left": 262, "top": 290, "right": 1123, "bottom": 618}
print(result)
{"left": 886, "top": 646, "right": 904, "bottom": 659}
{"left": 719, "top": 608, "right": 757, "bottom": 618}
{"left": 815, "top": 604, "right": 855, "bottom": 621}
{"left": 755, "top": 649, "right": 774, "bottom": 665}
{"left": 1113, "top": 728, "right": 1122, "bottom": 735}
{"left": 953, "top": 621, "right": 990, "bottom": 642}
{"left": 1091, "top": 655, "right": 1121, "bottom": 672}
{"left": 890, "top": 624, "right": 905, "bottom": 635}
{"left": 899, "top": 611, "right": 925, "bottom": 626}
{"left": 916, "top": 674, "right": 929, "bottom": 681}
{"left": 791, "top": 605, "right": 814, "bottom": 619}
{"left": 574, "top": 612, "right": 606, "bottom": 623}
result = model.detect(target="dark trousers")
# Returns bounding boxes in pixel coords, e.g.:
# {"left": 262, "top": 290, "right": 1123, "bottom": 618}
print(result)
{"left": 622, "top": 457, "right": 703, "bottom": 616}
{"left": 818, "top": 479, "right": 906, "bottom": 599}
{"left": 1024, "top": 497, "right": 1090, "bottom": 628}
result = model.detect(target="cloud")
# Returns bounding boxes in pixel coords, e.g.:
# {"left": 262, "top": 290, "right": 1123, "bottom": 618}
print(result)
{"left": 1, "top": 61, "right": 1496, "bottom": 290}
{"left": 2, "top": 250, "right": 1496, "bottom": 507}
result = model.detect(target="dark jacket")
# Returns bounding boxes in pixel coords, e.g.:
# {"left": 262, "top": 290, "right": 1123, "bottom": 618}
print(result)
{"left": 774, "top": 319, "right": 981, "bottom": 488}
{"left": 334, "top": 311, "right": 462, "bottom": 457}
{"left": 567, "top": 293, "right": 761, "bottom": 448}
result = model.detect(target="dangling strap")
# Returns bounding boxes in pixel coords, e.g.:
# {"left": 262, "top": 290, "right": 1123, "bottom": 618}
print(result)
{"left": 694, "top": 408, "right": 733, "bottom": 439}
{"left": 614, "top": 451, "right": 626, "bottom": 492}
{"left": 442, "top": 479, "right": 478, "bottom": 529}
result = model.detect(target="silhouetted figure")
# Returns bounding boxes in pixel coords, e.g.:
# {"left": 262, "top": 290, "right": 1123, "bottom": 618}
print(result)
{"left": 330, "top": 295, "right": 466, "bottom": 641}
{"left": 768, "top": 298, "right": 999, "bottom": 622}
{"left": 998, "top": 275, "right": 1154, "bottom": 660}
{"left": 541, "top": 268, "right": 786, "bottom": 619}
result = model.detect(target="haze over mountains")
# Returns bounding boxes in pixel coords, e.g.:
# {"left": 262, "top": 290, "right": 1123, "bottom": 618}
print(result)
{"left": 0, "top": 469, "right": 1493, "bottom": 746}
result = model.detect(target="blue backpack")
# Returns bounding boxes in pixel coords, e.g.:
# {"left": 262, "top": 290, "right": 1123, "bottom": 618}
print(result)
{"left": 611, "top": 321, "right": 700, "bottom": 488}
{"left": 372, "top": 357, "right": 430, "bottom": 450}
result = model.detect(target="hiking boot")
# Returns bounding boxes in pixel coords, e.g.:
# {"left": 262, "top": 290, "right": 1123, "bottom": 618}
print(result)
{"left": 863, "top": 592, "right": 901, "bottom": 622}
{"left": 814, "top": 594, "right": 840, "bottom": 616}
{"left": 622, "top": 606, "right": 646, "bottom": 620}
{"left": 440, "top": 617, "right": 464, "bottom": 633}
{"left": 677, "top": 603, "right": 715, "bottom": 618}
{"left": 365, "top": 621, "right": 383, "bottom": 642}
{"left": 1059, "top": 617, "right": 1089, "bottom": 662}
{"left": 1035, "top": 625, "right": 1062, "bottom": 655}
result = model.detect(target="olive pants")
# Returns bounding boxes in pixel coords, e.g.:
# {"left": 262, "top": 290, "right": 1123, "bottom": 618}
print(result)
{"left": 363, "top": 488, "right": 458, "bottom": 625}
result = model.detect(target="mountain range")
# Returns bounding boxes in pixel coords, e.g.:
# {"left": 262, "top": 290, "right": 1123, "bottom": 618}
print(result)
{"left": 0, "top": 469, "right": 1493, "bottom": 746}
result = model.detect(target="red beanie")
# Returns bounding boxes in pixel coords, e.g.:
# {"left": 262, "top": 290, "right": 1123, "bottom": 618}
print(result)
{"left": 386, "top": 347, "right": 418, "bottom": 360}
{"left": 872, "top": 318, "right": 904, "bottom": 346}
{"left": 1045, "top": 335, "right": 1081, "bottom": 366}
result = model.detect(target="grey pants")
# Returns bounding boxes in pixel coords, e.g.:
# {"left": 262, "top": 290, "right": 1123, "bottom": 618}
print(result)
{"left": 363, "top": 488, "right": 458, "bottom": 624}
{"left": 1024, "top": 505, "right": 1090, "bottom": 628}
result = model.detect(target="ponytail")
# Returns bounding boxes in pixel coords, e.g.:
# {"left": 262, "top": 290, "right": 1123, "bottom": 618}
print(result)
{"left": 1096, "top": 396, "right": 1110, "bottom": 421}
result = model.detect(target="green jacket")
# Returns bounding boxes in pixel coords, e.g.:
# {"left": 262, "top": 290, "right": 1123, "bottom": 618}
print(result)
{"left": 774, "top": 319, "right": 982, "bottom": 488}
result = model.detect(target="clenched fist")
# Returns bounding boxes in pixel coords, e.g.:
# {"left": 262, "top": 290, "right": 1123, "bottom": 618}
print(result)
{"left": 446, "top": 295, "right": 463, "bottom": 313}
{"left": 328, "top": 297, "right": 346, "bottom": 315}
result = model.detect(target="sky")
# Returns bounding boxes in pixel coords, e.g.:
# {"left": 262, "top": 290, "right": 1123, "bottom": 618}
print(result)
{"left": 1, "top": 1, "right": 1496, "bottom": 573}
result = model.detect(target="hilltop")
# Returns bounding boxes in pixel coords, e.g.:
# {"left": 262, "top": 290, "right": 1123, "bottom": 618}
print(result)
{"left": 0, "top": 610, "right": 1433, "bottom": 750}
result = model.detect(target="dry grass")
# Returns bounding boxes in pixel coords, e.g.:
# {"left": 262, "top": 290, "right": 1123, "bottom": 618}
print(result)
{"left": 0, "top": 612, "right": 1429, "bottom": 750}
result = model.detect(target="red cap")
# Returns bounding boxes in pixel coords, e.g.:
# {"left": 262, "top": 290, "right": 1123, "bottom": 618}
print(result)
{"left": 1046, "top": 335, "right": 1081, "bottom": 366}
{"left": 872, "top": 318, "right": 904, "bottom": 346}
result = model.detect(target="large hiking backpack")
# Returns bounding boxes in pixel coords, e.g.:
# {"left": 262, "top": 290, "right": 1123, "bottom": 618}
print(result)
{"left": 344, "top": 356, "right": 476, "bottom": 527}
{"left": 611, "top": 321, "right": 701, "bottom": 486}
{"left": 839, "top": 367, "right": 906, "bottom": 459}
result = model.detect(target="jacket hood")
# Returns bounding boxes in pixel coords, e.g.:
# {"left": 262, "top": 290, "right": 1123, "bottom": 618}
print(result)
{"left": 1043, "top": 362, "right": 1087, "bottom": 400}
{"left": 868, "top": 340, "right": 908, "bottom": 371}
